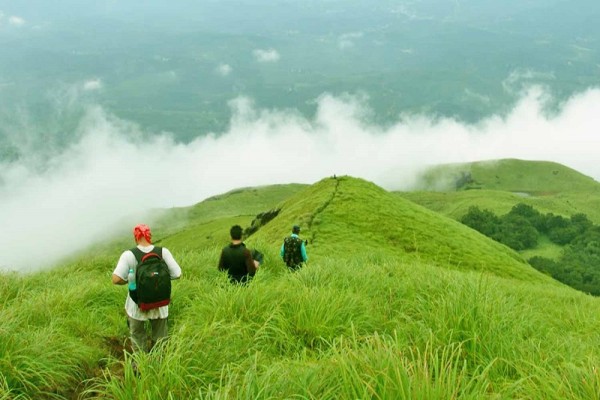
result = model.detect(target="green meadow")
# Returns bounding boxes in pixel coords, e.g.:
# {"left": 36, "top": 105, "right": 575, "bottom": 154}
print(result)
{"left": 400, "top": 159, "right": 600, "bottom": 222}
{"left": 399, "top": 159, "right": 600, "bottom": 261}
{"left": 2, "top": 161, "right": 600, "bottom": 399}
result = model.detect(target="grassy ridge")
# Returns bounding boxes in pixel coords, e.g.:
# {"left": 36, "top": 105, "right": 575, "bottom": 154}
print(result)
{"left": 399, "top": 159, "right": 600, "bottom": 261}
{"left": 152, "top": 183, "right": 307, "bottom": 238}
{"left": 87, "top": 183, "right": 307, "bottom": 257}
{"left": 402, "top": 159, "right": 600, "bottom": 223}
{"left": 414, "top": 159, "right": 600, "bottom": 194}
{"left": 2, "top": 164, "right": 600, "bottom": 399}
{"left": 249, "top": 176, "right": 550, "bottom": 282}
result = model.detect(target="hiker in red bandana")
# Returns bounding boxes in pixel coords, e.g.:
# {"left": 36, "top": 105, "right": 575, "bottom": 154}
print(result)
{"left": 111, "top": 224, "right": 182, "bottom": 352}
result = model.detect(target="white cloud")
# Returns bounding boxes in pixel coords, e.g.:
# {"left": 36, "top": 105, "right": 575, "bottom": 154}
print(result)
{"left": 390, "top": 5, "right": 433, "bottom": 21}
{"left": 9, "top": 16, "right": 25, "bottom": 26}
{"left": 338, "top": 32, "right": 364, "bottom": 49}
{"left": 502, "top": 68, "right": 556, "bottom": 94}
{"left": 463, "top": 89, "right": 491, "bottom": 104}
{"left": 83, "top": 79, "right": 103, "bottom": 91}
{"left": 253, "top": 48, "right": 280, "bottom": 63}
{"left": 216, "top": 63, "right": 232, "bottom": 76}
{"left": 1, "top": 87, "right": 600, "bottom": 271}
{"left": 160, "top": 70, "right": 178, "bottom": 81}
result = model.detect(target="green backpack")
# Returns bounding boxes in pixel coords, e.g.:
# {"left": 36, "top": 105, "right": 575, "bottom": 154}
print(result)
{"left": 129, "top": 247, "right": 172, "bottom": 311}
{"left": 283, "top": 236, "right": 304, "bottom": 268}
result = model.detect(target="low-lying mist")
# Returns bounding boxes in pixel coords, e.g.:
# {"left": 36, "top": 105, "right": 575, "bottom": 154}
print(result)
{"left": 1, "top": 86, "right": 599, "bottom": 272}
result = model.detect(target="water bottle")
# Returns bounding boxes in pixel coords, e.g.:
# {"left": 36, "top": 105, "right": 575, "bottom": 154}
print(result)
{"left": 128, "top": 267, "right": 136, "bottom": 290}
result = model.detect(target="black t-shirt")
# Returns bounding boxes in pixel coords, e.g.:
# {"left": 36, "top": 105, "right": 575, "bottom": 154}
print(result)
{"left": 218, "top": 243, "right": 256, "bottom": 282}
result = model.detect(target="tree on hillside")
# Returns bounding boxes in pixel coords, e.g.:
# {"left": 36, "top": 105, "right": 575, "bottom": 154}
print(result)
{"left": 459, "top": 204, "right": 600, "bottom": 296}
{"left": 460, "top": 206, "right": 500, "bottom": 237}
{"left": 529, "top": 256, "right": 562, "bottom": 277}
{"left": 571, "top": 213, "right": 593, "bottom": 235}
{"left": 541, "top": 213, "right": 579, "bottom": 245}
{"left": 529, "top": 226, "right": 600, "bottom": 296}
{"left": 547, "top": 222, "right": 578, "bottom": 245}
{"left": 508, "top": 203, "right": 544, "bottom": 231}
{"left": 461, "top": 204, "right": 538, "bottom": 251}
{"left": 542, "top": 213, "right": 569, "bottom": 232}
{"left": 493, "top": 214, "right": 538, "bottom": 250}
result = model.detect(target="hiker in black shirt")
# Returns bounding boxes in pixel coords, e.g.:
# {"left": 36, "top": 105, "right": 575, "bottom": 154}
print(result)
{"left": 218, "top": 225, "right": 258, "bottom": 283}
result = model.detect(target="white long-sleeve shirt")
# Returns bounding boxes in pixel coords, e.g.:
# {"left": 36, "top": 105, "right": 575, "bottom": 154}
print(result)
{"left": 113, "top": 245, "right": 182, "bottom": 320}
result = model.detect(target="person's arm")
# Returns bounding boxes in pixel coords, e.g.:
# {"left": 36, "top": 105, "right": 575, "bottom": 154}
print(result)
{"left": 280, "top": 242, "right": 285, "bottom": 259}
{"left": 112, "top": 251, "right": 133, "bottom": 285}
{"left": 162, "top": 248, "right": 182, "bottom": 279}
{"left": 301, "top": 242, "right": 308, "bottom": 262}
{"left": 251, "top": 250, "right": 262, "bottom": 270}
{"left": 244, "top": 249, "right": 257, "bottom": 274}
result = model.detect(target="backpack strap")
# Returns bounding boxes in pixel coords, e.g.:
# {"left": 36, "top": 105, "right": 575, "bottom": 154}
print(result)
{"left": 130, "top": 246, "right": 163, "bottom": 264}
{"left": 152, "top": 246, "right": 163, "bottom": 258}
{"left": 130, "top": 247, "right": 144, "bottom": 264}
{"left": 142, "top": 246, "right": 162, "bottom": 262}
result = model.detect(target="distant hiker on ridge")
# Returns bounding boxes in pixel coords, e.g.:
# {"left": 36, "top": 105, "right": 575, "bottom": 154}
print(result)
{"left": 218, "top": 225, "right": 259, "bottom": 284}
{"left": 281, "top": 225, "right": 308, "bottom": 271}
{"left": 111, "top": 224, "right": 182, "bottom": 353}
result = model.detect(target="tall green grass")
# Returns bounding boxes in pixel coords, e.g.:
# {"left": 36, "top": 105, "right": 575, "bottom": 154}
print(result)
{"left": 3, "top": 172, "right": 600, "bottom": 399}
{"left": 0, "top": 257, "right": 119, "bottom": 398}
{"left": 3, "top": 246, "right": 599, "bottom": 399}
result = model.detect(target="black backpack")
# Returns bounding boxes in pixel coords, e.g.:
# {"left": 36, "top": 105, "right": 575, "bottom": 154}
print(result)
{"left": 283, "top": 236, "right": 304, "bottom": 268}
{"left": 129, "top": 247, "right": 171, "bottom": 311}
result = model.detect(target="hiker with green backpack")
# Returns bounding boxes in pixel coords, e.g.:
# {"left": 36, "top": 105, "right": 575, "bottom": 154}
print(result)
{"left": 111, "top": 224, "right": 182, "bottom": 352}
{"left": 281, "top": 225, "right": 308, "bottom": 271}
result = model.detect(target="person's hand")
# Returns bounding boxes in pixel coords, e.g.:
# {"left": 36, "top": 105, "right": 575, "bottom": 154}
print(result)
{"left": 253, "top": 260, "right": 260, "bottom": 269}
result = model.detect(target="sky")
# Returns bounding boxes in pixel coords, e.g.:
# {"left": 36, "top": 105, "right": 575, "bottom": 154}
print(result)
{"left": 1, "top": 85, "right": 599, "bottom": 272}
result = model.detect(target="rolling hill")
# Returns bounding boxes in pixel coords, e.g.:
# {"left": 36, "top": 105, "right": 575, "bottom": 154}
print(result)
{"left": 396, "top": 158, "right": 600, "bottom": 286}
{"left": 230, "top": 176, "right": 553, "bottom": 283}
{"left": 398, "top": 158, "right": 600, "bottom": 223}
{"left": 3, "top": 164, "right": 600, "bottom": 399}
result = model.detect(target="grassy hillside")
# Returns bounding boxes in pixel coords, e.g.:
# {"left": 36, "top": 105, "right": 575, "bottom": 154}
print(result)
{"left": 241, "top": 176, "right": 551, "bottom": 283}
{"left": 412, "top": 158, "right": 600, "bottom": 194}
{"left": 397, "top": 159, "right": 600, "bottom": 263}
{"left": 3, "top": 173, "right": 600, "bottom": 399}
{"left": 88, "top": 183, "right": 308, "bottom": 256}
{"left": 153, "top": 183, "right": 308, "bottom": 238}
{"left": 2, "top": 250, "right": 600, "bottom": 399}
{"left": 151, "top": 184, "right": 307, "bottom": 251}
{"left": 400, "top": 159, "right": 600, "bottom": 222}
